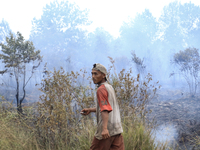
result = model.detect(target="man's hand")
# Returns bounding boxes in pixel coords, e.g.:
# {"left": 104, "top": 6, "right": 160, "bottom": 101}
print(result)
{"left": 80, "top": 108, "right": 91, "bottom": 115}
{"left": 80, "top": 107, "right": 96, "bottom": 115}
{"left": 102, "top": 128, "right": 110, "bottom": 139}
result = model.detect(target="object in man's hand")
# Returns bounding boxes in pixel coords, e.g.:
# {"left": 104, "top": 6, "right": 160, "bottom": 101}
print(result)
{"left": 80, "top": 111, "right": 86, "bottom": 114}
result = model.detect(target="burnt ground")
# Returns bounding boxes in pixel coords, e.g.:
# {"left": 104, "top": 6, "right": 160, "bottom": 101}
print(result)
{"left": 147, "top": 89, "right": 200, "bottom": 150}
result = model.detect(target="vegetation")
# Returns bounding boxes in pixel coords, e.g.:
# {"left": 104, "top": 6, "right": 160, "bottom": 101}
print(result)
{"left": 170, "top": 47, "right": 200, "bottom": 97}
{"left": 0, "top": 60, "right": 168, "bottom": 150}
{"left": 131, "top": 51, "right": 146, "bottom": 79}
{"left": 1, "top": 1, "right": 200, "bottom": 149}
{"left": 30, "top": 0, "right": 91, "bottom": 70}
{"left": 0, "top": 19, "right": 12, "bottom": 42}
{"left": 0, "top": 32, "right": 42, "bottom": 113}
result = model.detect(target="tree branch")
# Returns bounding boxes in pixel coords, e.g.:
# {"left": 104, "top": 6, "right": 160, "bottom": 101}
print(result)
{"left": 0, "top": 69, "right": 7, "bottom": 75}
{"left": 25, "top": 61, "right": 41, "bottom": 87}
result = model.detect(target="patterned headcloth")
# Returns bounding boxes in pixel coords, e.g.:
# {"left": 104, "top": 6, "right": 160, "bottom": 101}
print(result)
{"left": 92, "top": 63, "right": 107, "bottom": 81}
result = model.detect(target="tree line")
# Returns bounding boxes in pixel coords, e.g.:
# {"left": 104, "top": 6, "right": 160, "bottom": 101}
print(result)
{"left": 1, "top": 0, "right": 200, "bottom": 111}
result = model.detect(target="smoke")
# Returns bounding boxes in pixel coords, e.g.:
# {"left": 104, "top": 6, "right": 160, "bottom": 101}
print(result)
{"left": 154, "top": 123, "right": 178, "bottom": 146}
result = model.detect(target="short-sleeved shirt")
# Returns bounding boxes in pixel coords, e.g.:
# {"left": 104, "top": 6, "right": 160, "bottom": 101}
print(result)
{"left": 95, "top": 82, "right": 123, "bottom": 140}
{"left": 97, "top": 84, "right": 112, "bottom": 113}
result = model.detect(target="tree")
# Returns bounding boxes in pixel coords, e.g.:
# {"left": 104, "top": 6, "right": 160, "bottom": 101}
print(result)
{"left": 180, "top": 2, "right": 200, "bottom": 49}
{"left": 120, "top": 9, "right": 158, "bottom": 56}
{"left": 158, "top": 2, "right": 200, "bottom": 50}
{"left": 0, "top": 32, "right": 42, "bottom": 113}
{"left": 158, "top": 2, "right": 185, "bottom": 45}
{"left": 131, "top": 51, "right": 146, "bottom": 79}
{"left": 0, "top": 19, "right": 12, "bottom": 74}
{"left": 0, "top": 19, "right": 12, "bottom": 43}
{"left": 30, "top": 0, "right": 91, "bottom": 70}
{"left": 85, "top": 27, "right": 114, "bottom": 66}
{"left": 170, "top": 47, "right": 200, "bottom": 97}
{"left": 153, "top": 2, "right": 200, "bottom": 84}
{"left": 158, "top": 2, "right": 184, "bottom": 48}
{"left": 119, "top": 9, "right": 159, "bottom": 78}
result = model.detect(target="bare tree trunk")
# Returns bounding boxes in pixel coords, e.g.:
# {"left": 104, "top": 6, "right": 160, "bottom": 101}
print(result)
{"left": 16, "top": 78, "right": 23, "bottom": 114}
{"left": 19, "top": 65, "right": 27, "bottom": 114}
{"left": 15, "top": 68, "right": 23, "bottom": 114}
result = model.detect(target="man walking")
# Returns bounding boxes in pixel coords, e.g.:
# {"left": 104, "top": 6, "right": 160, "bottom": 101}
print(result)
{"left": 81, "top": 63, "right": 124, "bottom": 150}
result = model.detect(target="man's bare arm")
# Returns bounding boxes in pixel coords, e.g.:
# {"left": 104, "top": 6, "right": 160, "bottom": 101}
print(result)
{"left": 89, "top": 107, "right": 96, "bottom": 112}
{"left": 101, "top": 110, "right": 110, "bottom": 139}
{"left": 81, "top": 107, "right": 96, "bottom": 115}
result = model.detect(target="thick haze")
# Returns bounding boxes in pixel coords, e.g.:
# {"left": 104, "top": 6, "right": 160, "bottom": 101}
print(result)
{"left": 1, "top": 0, "right": 200, "bottom": 39}
{"left": 1, "top": 0, "right": 200, "bottom": 94}
{"left": 1, "top": 1, "right": 200, "bottom": 147}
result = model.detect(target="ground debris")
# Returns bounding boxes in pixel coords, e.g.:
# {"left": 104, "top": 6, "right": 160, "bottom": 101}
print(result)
{"left": 147, "top": 91, "right": 200, "bottom": 149}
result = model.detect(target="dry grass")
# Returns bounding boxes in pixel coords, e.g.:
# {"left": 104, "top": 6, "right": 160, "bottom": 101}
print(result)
{"left": 0, "top": 60, "right": 169, "bottom": 150}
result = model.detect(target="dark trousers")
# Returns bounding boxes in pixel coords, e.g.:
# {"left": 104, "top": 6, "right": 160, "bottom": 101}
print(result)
{"left": 90, "top": 134, "right": 125, "bottom": 150}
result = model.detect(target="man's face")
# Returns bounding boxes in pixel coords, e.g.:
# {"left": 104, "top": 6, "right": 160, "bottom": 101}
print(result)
{"left": 91, "top": 70, "right": 106, "bottom": 84}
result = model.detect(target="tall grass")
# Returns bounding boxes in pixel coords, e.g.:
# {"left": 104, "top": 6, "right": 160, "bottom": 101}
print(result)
{"left": 0, "top": 60, "right": 168, "bottom": 150}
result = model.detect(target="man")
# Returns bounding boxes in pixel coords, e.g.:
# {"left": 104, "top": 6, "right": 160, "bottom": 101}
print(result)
{"left": 81, "top": 63, "right": 124, "bottom": 150}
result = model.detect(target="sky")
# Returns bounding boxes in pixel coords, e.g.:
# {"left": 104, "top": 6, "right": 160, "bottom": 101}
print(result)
{"left": 0, "top": 0, "right": 200, "bottom": 39}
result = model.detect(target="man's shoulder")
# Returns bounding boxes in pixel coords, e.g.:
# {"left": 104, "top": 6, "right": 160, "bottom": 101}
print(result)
{"left": 102, "top": 82, "right": 112, "bottom": 87}
{"left": 103, "top": 82, "right": 114, "bottom": 90}
{"left": 97, "top": 84, "right": 107, "bottom": 92}
{"left": 101, "top": 83, "right": 116, "bottom": 96}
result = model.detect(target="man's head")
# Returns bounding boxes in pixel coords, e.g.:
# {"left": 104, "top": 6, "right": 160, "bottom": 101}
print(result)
{"left": 92, "top": 63, "right": 107, "bottom": 84}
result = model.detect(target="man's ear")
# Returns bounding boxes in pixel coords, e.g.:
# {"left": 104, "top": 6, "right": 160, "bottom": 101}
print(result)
{"left": 102, "top": 73, "right": 106, "bottom": 78}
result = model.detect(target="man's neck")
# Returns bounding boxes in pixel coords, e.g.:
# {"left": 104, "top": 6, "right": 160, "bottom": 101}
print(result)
{"left": 97, "top": 80, "right": 106, "bottom": 87}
